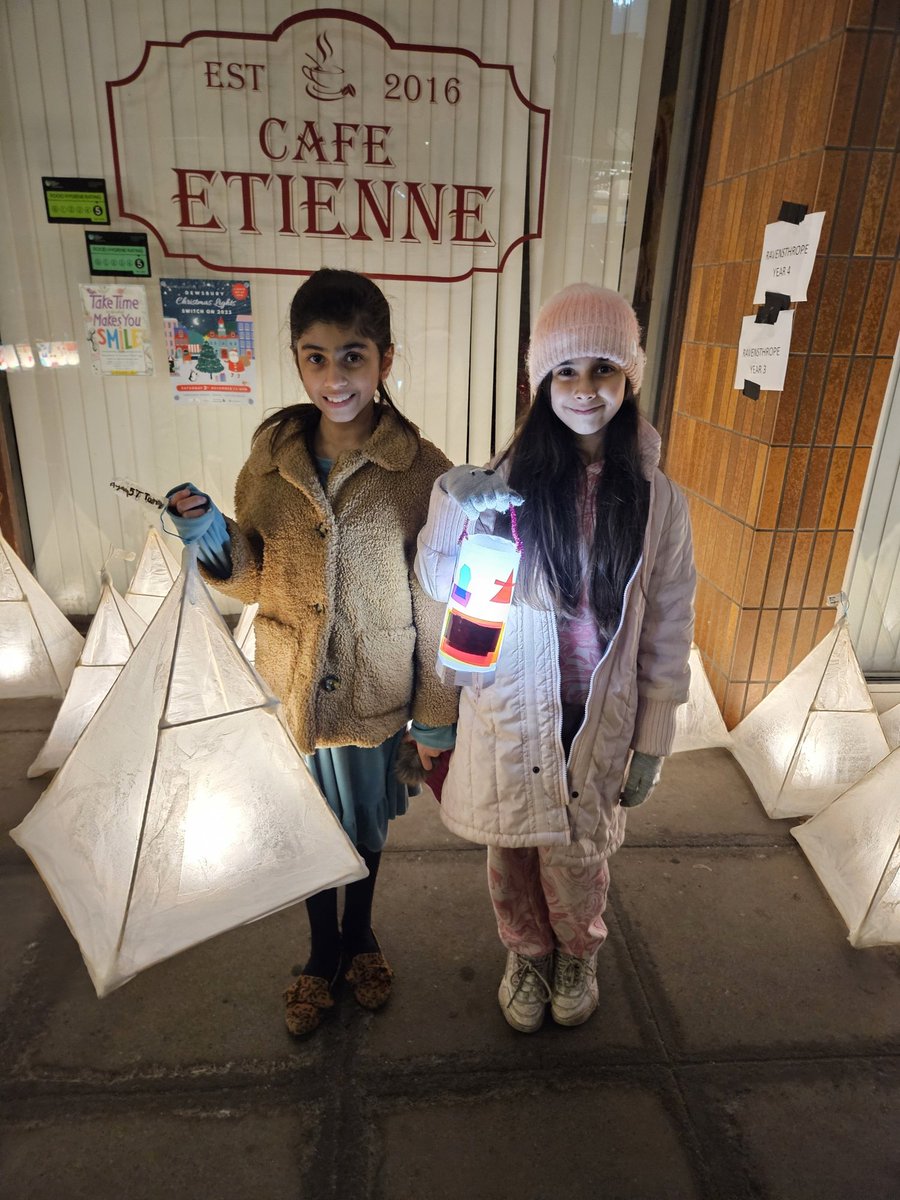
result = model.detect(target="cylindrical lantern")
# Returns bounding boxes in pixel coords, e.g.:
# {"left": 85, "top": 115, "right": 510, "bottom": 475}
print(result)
{"left": 438, "top": 530, "right": 521, "bottom": 681}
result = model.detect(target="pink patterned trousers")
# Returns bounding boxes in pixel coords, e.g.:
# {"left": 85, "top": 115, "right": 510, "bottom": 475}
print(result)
{"left": 486, "top": 843, "right": 611, "bottom": 959}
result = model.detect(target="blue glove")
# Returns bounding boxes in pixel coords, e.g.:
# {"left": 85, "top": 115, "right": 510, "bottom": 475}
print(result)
{"left": 620, "top": 752, "right": 663, "bottom": 808}
{"left": 165, "top": 483, "right": 232, "bottom": 576}
{"left": 442, "top": 466, "right": 524, "bottom": 521}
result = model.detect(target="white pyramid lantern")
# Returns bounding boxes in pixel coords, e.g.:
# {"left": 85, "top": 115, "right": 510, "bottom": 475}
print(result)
{"left": 234, "top": 602, "right": 258, "bottom": 664}
{"left": 11, "top": 547, "right": 366, "bottom": 997}
{"left": 27, "top": 572, "right": 147, "bottom": 778}
{"left": 731, "top": 618, "right": 889, "bottom": 818}
{"left": 879, "top": 702, "right": 900, "bottom": 750}
{"left": 792, "top": 749, "right": 900, "bottom": 947}
{"left": 124, "top": 527, "right": 180, "bottom": 623}
{"left": 0, "top": 532, "right": 83, "bottom": 698}
{"left": 671, "top": 644, "right": 732, "bottom": 753}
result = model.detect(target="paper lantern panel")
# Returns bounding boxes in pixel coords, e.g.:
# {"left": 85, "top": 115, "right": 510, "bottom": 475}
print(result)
{"left": 11, "top": 549, "right": 366, "bottom": 996}
{"left": 672, "top": 644, "right": 732, "bottom": 753}
{"left": 732, "top": 619, "right": 888, "bottom": 818}
{"left": 124, "top": 527, "right": 180, "bottom": 623}
{"left": 0, "top": 533, "right": 83, "bottom": 698}
{"left": 28, "top": 576, "right": 146, "bottom": 777}
{"left": 793, "top": 750, "right": 900, "bottom": 948}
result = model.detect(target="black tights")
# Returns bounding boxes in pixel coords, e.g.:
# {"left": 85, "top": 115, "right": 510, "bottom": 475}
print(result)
{"left": 303, "top": 845, "right": 381, "bottom": 979}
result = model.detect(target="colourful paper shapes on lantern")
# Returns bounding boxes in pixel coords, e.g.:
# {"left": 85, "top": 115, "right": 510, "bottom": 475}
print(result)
{"left": 792, "top": 749, "right": 900, "bottom": 947}
{"left": 439, "top": 534, "right": 521, "bottom": 674}
{"left": 671, "top": 644, "right": 732, "bottom": 754}
{"left": 731, "top": 618, "right": 889, "bottom": 819}
{"left": 124, "top": 527, "right": 180, "bottom": 623}
{"left": 11, "top": 547, "right": 366, "bottom": 997}
{"left": 27, "top": 572, "right": 146, "bottom": 778}
{"left": 0, "top": 533, "right": 83, "bottom": 699}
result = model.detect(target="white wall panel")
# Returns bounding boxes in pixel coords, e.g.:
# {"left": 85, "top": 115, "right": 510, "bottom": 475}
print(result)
{"left": 0, "top": 0, "right": 666, "bottom": 613}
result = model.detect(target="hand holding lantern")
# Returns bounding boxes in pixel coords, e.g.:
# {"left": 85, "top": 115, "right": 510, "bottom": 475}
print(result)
{"left": 443, "top": 465, "right": 524, "bottom": 521}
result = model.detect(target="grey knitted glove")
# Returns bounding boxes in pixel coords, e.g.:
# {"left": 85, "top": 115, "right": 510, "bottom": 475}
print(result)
{"left": 442, "top": 465, "right": 524, "bottom": 521}
{"left": 620, "top": 752, "right": 663, "bottom": 808}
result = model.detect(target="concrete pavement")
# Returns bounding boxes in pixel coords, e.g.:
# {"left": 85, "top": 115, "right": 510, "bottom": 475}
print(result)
{"left": 1, "top": 698, "right": 898, "bottom": 1199}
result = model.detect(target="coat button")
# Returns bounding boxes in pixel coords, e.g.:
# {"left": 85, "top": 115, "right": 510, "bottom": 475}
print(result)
{"left": 571, "top": 790, "right": 579, "bottom": 799}
{"left": 312, "top": 602, "right": 325, "bottom": 613}
{"left": 320, "top": 674, "right": 340, "bottom": 692}
{"left": 532, "top": 766, "right": 540, "bottom": 774}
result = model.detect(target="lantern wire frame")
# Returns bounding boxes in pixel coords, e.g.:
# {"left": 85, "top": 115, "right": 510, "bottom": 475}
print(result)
{"left": 123, "top": 526, "right": 180, "bottom": 624}
{"left": 27, "top": 571, "right": 146, "bottom": 778}
{"left": 731, "top": 617, "right": 890, "bottom": 819}
{"left": 879, "top": 701, "right": 900, "bottom": 750}
{"left": 0, "top": 531, "right": 83, "bottom": 699}
{"left": 792, "top": 748, "right": 900, "bottom": 948}
{"left": 671, "top": 643, "right": 732, "bottom": 754}
{"left": 11, "top": 546, "right": 366, "bottom": 997}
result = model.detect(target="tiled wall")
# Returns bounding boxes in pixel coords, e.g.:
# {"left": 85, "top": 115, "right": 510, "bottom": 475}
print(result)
{"left": 668, "top": 0, "right": 899, "bottom": 726}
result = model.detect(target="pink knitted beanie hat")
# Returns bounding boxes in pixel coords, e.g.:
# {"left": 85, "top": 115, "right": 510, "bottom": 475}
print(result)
{"left": 527, "top": 283, "right": 645, "bottom": 394}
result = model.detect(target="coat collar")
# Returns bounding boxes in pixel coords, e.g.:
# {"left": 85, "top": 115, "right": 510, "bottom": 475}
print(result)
{"left": 248, "top": 403, "right": 419, "bottom": 496}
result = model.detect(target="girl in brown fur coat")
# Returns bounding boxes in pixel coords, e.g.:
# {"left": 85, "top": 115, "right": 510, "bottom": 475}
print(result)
{"left": 168, "top": 269, "right": 457, "bottom": 1036}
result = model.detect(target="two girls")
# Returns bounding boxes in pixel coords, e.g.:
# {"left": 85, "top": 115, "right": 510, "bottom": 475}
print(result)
{"left": 168, "top": 269, "right": 458, "bottom": 1036}
{"left": 416, "top": 284, "right": 695, "bottom": 1032}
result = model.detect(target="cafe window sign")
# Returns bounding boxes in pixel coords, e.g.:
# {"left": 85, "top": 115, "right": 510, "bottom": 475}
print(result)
{"left": 107, "top": 11, "right": 549, "bottom": 282}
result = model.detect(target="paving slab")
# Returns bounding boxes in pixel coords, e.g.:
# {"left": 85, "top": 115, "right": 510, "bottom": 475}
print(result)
{"left": 376, "top": 1077, "right": 704, "bottom": 1200}
{"left": 612, "top": 845, "right": 900, "bottom": 1057}
{"left": 0, "top": 1101, "right": 322, "bottom": 1200}
{"left": 386, "top": 788, "right": 473, "bottom": 852}
{"left": 16, "top": 897, "right": 327, "bottom": 1078}
{"left": 0, "top": 731, "right": 51, "bottom": 866}
{"left": 679, "top": 1060, "right": 900, "bottom": 1200}
{"left": 358, "top": 850, "right": 660, "bottom": 1068}
{"left": 0, "top": 698, "right": 59, "bottom": 733}
{"left": 626, "top": 747, "right": 796, "bottom": 846}
{"left": 0, "top": 873, "right": 57, "bottom": 1017}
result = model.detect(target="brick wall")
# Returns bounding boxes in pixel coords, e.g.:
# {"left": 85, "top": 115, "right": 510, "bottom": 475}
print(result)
{"left": 668, "top": 0, "right": 899, "bottom": 726}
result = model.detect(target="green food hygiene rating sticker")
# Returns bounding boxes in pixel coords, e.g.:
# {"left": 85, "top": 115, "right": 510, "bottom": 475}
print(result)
{"left": 85, "top": 232, "right": 151, "bottom": 278}
{"left": 42, "top": 176, "right": 109, "bottom": 224}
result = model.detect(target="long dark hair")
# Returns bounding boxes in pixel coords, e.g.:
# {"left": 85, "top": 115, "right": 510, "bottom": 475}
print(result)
{"left": 253, "top": 268, "right": 417, "bottom": 451}
{"left": 498, "top": 378, "right": 650, "bottom": 638}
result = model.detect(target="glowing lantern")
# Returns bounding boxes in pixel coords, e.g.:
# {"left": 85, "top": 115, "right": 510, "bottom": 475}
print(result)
{"left": 27, "top": 572, "right": 146, "bottom": 778}
{"left": 10, "top": 547, "right": 366, "bottom": 997}
{"left": 732, "top": 618, "right": 889, "bottom": 818}
{"left": 124, "top": 527, "right": 180, "bottom": 623}
{"left": 879, "top": 701, "right": 900, "bottom": 750}
{"left": 0, "top": 532, "right": 83, "bottom": 698}
{"left": 438, "top": 521, "right": 521, "bottom": 683}
{"left": 792, "top": 749, "right": 900, "bottom": 947}
{"left": 234, "top": 602, "right": 258, "bottom": 663}
{"left": 671, "top": 644, "right": 732, "bottom": 753}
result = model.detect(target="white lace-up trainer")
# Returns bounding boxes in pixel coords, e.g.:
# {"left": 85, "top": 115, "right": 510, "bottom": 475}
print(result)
{"left": 550, "top": 950, "right": 599, "bottom": 1026}
{"left": 498, "top": 950, "right": 553, "bottom": 1033}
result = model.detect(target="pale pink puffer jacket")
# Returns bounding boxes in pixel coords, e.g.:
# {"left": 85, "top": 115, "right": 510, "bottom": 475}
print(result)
{"left": 414, "top": 420, "right": 695, "bottom": 857}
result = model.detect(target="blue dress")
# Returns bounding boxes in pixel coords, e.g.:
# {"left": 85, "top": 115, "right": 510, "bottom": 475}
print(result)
{"left": 305, "top": 731, "right": 410, "bottom": 853}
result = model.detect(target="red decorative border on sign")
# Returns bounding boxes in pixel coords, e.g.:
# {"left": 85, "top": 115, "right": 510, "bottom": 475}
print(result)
{"left": 106, "top": 8, "right": 550, "bottom": 282}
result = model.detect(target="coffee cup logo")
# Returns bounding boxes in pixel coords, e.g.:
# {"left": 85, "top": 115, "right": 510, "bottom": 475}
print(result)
{"left": 302, "top": 32, "right": 356, "bottom": 100}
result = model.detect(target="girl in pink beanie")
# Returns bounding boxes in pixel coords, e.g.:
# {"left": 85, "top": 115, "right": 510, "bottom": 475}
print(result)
{"left": 416, "top": 283, "right": 695, "bottom": 1032}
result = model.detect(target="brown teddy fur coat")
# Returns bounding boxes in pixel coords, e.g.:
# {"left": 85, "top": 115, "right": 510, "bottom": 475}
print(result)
{"left": 203, "top": 403, "right": 459, "bottom": 754}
